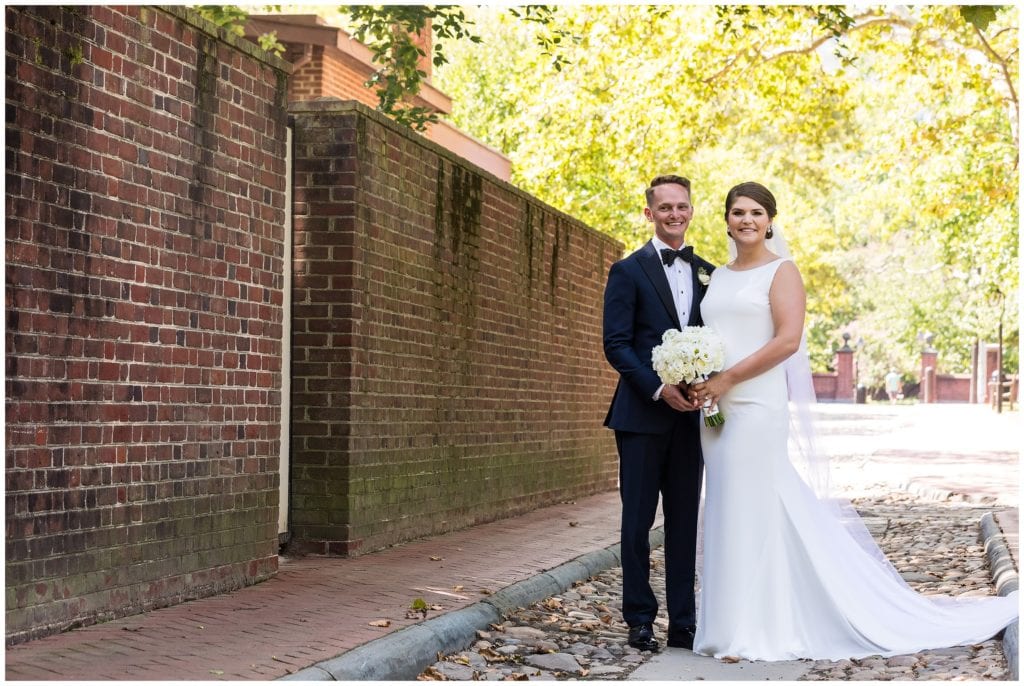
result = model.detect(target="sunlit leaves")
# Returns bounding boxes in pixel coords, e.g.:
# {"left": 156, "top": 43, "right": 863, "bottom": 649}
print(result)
{"left": 436, "top": 4, "right": 1017, "bottom": 377}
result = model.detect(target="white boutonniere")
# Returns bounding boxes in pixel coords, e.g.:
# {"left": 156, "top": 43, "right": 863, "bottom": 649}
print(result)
{"left": 697, "top": 267, "right": 711, "bottom": 286}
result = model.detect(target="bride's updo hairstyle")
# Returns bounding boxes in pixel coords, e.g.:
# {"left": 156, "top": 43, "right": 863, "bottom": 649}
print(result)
{"left": 724, "top": 181, "right": 777, "bottom": 220}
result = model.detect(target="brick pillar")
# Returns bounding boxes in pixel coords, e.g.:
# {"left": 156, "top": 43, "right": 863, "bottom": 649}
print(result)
{"left": 922, "top": 366, "right": 937, "bottom": 404}
{"left": 834, "top": 335, "right": 855, "bottom": 402}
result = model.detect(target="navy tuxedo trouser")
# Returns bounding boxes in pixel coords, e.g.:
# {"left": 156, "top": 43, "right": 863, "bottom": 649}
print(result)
{"left": 616, "top": 418, "right": 703, "bottom": 630}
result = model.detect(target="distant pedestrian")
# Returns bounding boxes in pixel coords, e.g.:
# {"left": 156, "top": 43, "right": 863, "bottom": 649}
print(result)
{"left": 884, "top": 369, "right": 901, "bottom": 404}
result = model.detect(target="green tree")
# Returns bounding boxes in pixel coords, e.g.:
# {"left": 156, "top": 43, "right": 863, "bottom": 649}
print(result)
{"left": 435, "top": 5, "right": 1017, "bottom": 378}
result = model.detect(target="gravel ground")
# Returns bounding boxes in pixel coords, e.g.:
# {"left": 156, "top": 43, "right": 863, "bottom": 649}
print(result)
{"left": 420, "top": 491, "right": 1012, "bottom": 681}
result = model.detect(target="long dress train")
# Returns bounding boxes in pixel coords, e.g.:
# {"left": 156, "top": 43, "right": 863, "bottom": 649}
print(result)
{"left": 693, "top": 258, "right": 1018, "bottom": 661}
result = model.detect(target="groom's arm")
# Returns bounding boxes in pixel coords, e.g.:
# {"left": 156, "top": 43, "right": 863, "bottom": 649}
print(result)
{"left": 602, "top": 261, "right": 664, "bottom": 401}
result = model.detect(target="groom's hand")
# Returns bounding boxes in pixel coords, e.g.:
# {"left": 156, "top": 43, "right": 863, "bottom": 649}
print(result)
{"left": 661, "top": 383, "right": 699, "bottom": 412}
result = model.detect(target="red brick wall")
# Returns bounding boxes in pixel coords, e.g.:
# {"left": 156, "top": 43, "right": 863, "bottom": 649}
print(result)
{"left": 935, "top": 374, "right": 970, "bottom": 402}
{"left": 289, "top": 101, "right": 620, "bottom": 555}
{"left": 5, "top": 5, "right": 290, "bottom": 643}
{"left": 812, "top": 373, "right": 839, "bottom": 400}
{"left": 287, "top": 46, "right": 324, "bottom": 100}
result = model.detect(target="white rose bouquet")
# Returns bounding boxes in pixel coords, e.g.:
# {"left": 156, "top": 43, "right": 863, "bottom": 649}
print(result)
{"left": 651, "top": 326, "right": 726, "bottom": 427}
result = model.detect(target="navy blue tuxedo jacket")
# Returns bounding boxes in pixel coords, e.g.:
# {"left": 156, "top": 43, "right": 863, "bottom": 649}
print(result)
{"left": 603, "top": 241, "right": 716, "bottom": 434}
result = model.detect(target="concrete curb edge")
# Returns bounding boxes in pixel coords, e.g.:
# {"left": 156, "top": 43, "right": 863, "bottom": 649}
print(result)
{"left": 280, "top": 528, "right": 663, "bottom": 681}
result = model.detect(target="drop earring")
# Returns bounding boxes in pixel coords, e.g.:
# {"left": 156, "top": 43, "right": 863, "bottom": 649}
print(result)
{"left": 766, "top": 225, "right": 774, "bottom": 239}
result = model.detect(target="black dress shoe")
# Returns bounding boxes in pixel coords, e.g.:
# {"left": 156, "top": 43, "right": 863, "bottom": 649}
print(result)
{"left": 667, "top": 625, "right": 696, "bottom": 649}
{"left": 627, "top": 622, "right": 660, "bottom": 652}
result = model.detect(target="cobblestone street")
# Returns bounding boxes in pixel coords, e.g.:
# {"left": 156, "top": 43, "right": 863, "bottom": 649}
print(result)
{"left": 423, "top": 491, "right": 1012, "bottom": 681}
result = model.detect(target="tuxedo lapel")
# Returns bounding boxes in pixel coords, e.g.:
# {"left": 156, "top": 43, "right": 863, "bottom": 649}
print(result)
{"left": 687, "top": 258, "right": 713, "bottom": 326}
{"left": 687, "top": 263, "right": 704, "bottom": 326}
{"left": 638, "top": 241, "right": 681, "bottom": 330}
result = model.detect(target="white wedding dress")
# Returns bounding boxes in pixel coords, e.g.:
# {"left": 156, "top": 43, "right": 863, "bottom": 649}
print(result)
{"left": 693, "top": 258, "right": 1018, "bottom": 661}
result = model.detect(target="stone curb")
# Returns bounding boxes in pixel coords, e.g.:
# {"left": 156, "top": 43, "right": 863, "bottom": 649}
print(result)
{"left": 980, "top": 511, "right": 1019, "bottom": 681}
{"left": 902, "top": 479, "right": 1019, "bottom": 681}
{"left": 280, "top": 528, "right": 664, "bottom": 681}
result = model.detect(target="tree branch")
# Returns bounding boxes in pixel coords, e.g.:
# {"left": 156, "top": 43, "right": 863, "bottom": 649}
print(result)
{"left": 971, "top": 23, "right": 1019, "bottom": 119}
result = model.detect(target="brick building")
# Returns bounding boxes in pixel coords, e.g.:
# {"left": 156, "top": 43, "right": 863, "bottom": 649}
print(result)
{"left": 245, "top": 13, "right": 511, "bottom": 180}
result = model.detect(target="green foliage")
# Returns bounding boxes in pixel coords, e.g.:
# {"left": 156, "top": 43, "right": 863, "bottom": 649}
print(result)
{"left": 959, "top": 6, "right": 1003, "bottom": 32}
{"left": 435, "top": 5, "right": 1018, "bottom": 378}
{"left": 346, "top": 5, "right": 481, "bottom": 130}
{"left": 194, "top": 5, "right": 284, "bottom": 54}
{"left": 341, "top": 5, "right": 570, "bottom": 130}
{"left": 256, "top": 30, "right": 285, "bottom": 56}
{"left": 194, "top": 5, "right": 249, "bottom": 36}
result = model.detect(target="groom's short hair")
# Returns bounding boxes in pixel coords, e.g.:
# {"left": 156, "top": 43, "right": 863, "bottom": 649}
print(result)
{"left": 646, "top": 175, "right": 691, "bottom": 206}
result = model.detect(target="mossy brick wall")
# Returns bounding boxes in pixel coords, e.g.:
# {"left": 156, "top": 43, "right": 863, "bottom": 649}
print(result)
{"left": 290, "top": 101, "right": 621, "bottom": 556}
{"left": 5, "top": 5, "right": 290, "bottom": 643}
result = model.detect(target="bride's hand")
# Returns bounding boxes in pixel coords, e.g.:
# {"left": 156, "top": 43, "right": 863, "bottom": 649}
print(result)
{"left": 692, "top": 375, "right": 729, "bottom": 407}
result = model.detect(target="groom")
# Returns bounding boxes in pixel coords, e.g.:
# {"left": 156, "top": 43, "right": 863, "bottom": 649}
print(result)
{"left": 602, "top": 175, "right": 713, "bottom": 652}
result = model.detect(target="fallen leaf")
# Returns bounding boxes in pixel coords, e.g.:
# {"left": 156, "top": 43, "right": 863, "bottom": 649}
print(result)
{"left": 429, "top": 555, "right": 442, "bottom": 561}
{"left": 600, "top": 615, "right": 612, "bottom": 624}
{"left": 369, "top": 619, "right": 391, "bottom": 628}
{"left": 406, "top": 609, "right": 426, "bottom": 619}
{"left": 489, "top": 623, "right": 505, "bottom": 632}
{"left": 429, "top": 604, "right": 444, "bottom": 611}
{"left": 453, "top": 585, "right": 464, "bottom": 592}
{"left": 479, "top": 588, "right": 492, "bottom": 595}
{"left": 122, "top": 626, "right": 143, "bottom": 632}
{"left": 580, "top": 668, "right": 590, "bottom": 677}
{"left": 568, "top": 521, "right": 579, "bottom": 527}
{"left": 418, "top": 665, "right": 445, "bottom": 681}
{"left": 504, "top": 674, "right": 529, "bottom": 681}
{"left": 209, "top": 670, "right": 224, "bottom": 676}
{"left": 721, "top": 655, "right": 741, "bottom": 663}
{"left": 479, "top": 647, "right": 508, "bottom": 663}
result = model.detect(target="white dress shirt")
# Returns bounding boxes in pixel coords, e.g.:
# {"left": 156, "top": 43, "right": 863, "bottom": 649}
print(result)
{"left": 650, "top": 237, "right": 694, "bottom": 401}
{"left": 651, "top": 236, "right": 693, "bottom": 329}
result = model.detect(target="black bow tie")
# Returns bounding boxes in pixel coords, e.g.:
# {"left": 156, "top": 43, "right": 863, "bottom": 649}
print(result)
{"left": 660, "top": 246, "right": 694, "bottom": 266}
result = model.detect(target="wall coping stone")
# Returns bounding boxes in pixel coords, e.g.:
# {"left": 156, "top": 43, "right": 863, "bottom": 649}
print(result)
{"left": 288, "top": 98, "right": 623, "bottom": 253}
{"left": 159, "top": 5, "right": 294, "bottom": 74}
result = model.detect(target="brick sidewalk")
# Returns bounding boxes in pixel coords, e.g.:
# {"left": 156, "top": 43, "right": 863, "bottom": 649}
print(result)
{"left": 4, "top": 491, "right": 628, "bottom": 680}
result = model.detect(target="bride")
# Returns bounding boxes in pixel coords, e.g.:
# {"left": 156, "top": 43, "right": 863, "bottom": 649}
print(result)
{"left": 688, "top": 181, "right": 1018, "bottom": 661}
